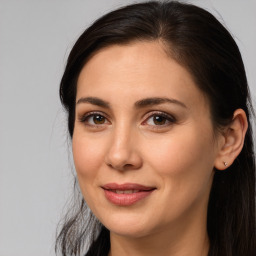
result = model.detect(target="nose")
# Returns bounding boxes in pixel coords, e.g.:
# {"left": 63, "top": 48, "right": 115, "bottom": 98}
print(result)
{"left": 104, "top": 126, "right": 143, "bottom": 171}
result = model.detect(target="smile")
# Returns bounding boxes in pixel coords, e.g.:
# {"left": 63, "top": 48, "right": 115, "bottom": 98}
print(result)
{"left": 101, "top": 183, "right": 156, "bottom": 206}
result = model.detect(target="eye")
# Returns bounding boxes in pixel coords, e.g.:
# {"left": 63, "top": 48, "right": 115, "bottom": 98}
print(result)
{"left": 89, "top": 114, "right": 106, "bottom": 124}
{"left": 79, "top": 112, "right": 110, "bottom": 126}
{"left": 143, "top": 112, "right": 176, "bottom": 127}
{"left": 148, "top": 115, "right": 168, "bottom": 125}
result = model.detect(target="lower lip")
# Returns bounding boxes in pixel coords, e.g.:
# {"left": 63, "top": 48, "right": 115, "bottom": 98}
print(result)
{"left": 103, "top": 189, "right": 154, "bottom": 206}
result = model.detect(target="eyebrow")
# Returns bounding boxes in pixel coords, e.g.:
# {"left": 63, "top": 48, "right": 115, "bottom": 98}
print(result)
{"left": 134, "top": 97, "right": 187, "bottom": 108}
{"left": 76, "top": 97, "right": 110, "bottom": 108}
{"left": 76, "top": 96, "right": 187, "bottom": 109}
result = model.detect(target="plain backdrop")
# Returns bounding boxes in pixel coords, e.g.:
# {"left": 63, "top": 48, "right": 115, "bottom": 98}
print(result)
{"left": 0, "top": 0, "right": 255, "bottom": 255}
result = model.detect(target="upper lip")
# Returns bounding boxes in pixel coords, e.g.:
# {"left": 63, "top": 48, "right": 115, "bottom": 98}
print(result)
{"left": 102, "top": 183, "right": 156, "bottom": 191}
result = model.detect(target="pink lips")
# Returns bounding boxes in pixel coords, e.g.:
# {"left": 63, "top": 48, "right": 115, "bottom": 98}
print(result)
{"left": 102, "top": 183, "right": 155, "bottom": 206}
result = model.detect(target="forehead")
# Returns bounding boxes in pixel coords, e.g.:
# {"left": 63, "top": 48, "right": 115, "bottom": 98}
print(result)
{"left": 76, "top": 41, "right": 208, "bottom": 111}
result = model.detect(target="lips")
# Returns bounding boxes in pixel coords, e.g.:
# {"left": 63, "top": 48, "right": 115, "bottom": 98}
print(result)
{"left": 102, "top": 183, "right": 156, "bottom": 206}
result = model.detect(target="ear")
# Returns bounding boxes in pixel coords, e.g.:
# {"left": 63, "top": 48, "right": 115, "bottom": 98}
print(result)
{"left": 214, "top": 109, "right": 248, "bottom": 170}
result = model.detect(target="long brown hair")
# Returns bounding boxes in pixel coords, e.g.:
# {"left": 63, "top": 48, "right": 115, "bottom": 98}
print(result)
{"left": 56, "top": 1, "right": 256, "bottom": 255}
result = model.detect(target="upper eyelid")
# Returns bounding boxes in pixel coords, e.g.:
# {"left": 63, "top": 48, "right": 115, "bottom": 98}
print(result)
{"left": 143, "top": 110, "right": 176, "bottom": 120}
{"left": 78, "top": 111, "right": 110, "bottom": 124}
{"left": 78, "top": 111, "right": 109, "bottom": 119}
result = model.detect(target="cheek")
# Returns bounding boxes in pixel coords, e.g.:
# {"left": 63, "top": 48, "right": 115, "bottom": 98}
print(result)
{"left": 142, "top": 129, "right": 215, "bottom": 221}
{"left": 72, "top": 134, "right": 108, "bottom": 213}
{"left": 72, "top": 135, "right": 105, "bottom": 183}
{"left": 144, "top": 126, "right": 215, "bottom": 187}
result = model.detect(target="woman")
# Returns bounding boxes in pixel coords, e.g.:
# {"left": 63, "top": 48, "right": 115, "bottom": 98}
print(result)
{"left": 56, "top": 1, "right": 256, "bottom": 255}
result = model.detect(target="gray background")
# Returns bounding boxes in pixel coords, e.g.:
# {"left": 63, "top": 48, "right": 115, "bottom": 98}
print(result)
{"left": 0, "top": 0, "right": 255, "bottom": 255}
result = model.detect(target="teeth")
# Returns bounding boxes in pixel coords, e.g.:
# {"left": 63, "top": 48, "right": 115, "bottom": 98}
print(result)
{"left": 115, "top": 190, "right": 124, "bottom": 194}
{"left": 114, "top": 190, "right": 139, "bottom": 194}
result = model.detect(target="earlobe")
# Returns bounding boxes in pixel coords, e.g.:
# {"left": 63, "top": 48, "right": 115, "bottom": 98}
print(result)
{"left": 214, "top": 109, "right": 248, "bottom": 170}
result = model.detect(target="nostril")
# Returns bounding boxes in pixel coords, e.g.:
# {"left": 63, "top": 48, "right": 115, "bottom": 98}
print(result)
{"left": 122, "top": 163, "right": 134, "bottom": 171}
{"left": 105, "top": 162, "right": 140, "bottom": 171}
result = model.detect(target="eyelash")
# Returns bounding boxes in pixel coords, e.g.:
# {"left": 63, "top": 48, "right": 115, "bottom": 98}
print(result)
{"left": 142, "top": 111, "right": 176, "bottom": 128}
{"left": 78, "top": 111, "right": 110, "bottom": 127}
{"left": 78, "top": 111, "right": 176, "bottom": 129}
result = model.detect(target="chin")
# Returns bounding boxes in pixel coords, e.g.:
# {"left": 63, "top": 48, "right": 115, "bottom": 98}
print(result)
{"left": 108, "top": 225, "right": 151, "bottom": 238}
{"left": 99, "top": 213, "right": 158, "bottom": 238}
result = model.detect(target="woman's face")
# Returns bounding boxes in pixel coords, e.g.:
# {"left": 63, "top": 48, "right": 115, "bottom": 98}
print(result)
{"left": 73, "top": 41, "right": 222, "bottom": 238}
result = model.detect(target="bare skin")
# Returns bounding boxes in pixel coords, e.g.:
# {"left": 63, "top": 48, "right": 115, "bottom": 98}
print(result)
{"left": 73, "top": 41, "right": 248, "bottom": 256}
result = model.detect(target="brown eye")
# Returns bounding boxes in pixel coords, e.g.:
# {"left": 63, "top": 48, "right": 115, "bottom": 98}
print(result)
{"left": 93, "top": 115, "right": 106, "bottom": 124}
{"left": 143, "top": 112, "right": 176, "bottom": 128}
{"left": 79, "top": 113, "right": 109, "bottom": 126}
{"left": 153, "top": 115, "right": 167, "bottom": 125}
